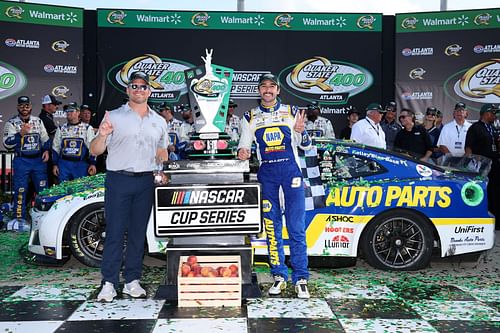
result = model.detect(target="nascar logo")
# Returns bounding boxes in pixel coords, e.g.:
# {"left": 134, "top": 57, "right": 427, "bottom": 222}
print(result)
{"left": 171, "top": 189, "right": 245, "bottom": 205}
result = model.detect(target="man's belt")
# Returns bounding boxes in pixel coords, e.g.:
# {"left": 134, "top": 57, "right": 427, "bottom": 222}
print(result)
{"left": 110, "top": 170, "right": 153, "bottom": 177}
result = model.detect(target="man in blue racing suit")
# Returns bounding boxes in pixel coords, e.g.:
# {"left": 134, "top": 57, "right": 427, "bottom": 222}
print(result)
{"left": 2, "top": 96, "right": 50, "bottom": 224}
{"left": 52, "top": 102, "right": 97, "bottom": 182}
{"left": 238, "top": 73, "right": 312, "bottom": 299}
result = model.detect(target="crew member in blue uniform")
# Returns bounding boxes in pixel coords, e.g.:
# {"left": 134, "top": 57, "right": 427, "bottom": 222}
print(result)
{"left": 52, "top": 102, "right": 97, "bottom": 182}
{"left": 238, "top": 73, "right": 312, "bottom": 299}
{"left": 2, "top": 96, "right": 50, "bottom": 224}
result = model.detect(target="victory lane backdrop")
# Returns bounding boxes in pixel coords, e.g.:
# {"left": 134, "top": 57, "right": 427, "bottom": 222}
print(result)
{"left": 395, "top": 8, "right": 500, "bottom": 123}
{"left": 96, "top": 9, "right": 383, "bottom": 135}
{"left": 0, "top": 0, "right": 84, "bottom": 150}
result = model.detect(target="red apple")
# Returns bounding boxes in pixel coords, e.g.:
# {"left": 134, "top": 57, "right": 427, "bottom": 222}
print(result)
{"left": 191, "top": 263, "right": 202, "bottom": 275}
{"left": 187, "top": 255, "right": 198, "bottom": 267}
{"left": 231, "top": 272, "right": 238, "bottom": 277}
{"left": 207, "top": 270, "right": 217, "bottom": 277}
{"left": 187, "top": 271, "right": 195, "bottom": 277}
{"left": 181, "top": 263, "right": 191, "bottom": 277}
{"left": 221, "top": 267, "right": 232, "bottom": 277}
{"left": 229, "top": 264, "right": 238, "bottom": 274}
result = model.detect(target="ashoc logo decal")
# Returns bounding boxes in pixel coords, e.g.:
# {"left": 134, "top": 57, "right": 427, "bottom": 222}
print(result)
{"left": 109, "top": 54, "right": 194, "bottom": 102}
{"left": 279, "top": 56, "right": 373, "bottom": 104}
{"left": 451, "top": 59, "right": 500, "bottom": 104}
{"left": 0, "top": 61, "right": 27, "bottom": 100}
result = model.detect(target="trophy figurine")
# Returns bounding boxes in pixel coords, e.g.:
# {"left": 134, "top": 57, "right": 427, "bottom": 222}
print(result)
{"left": 184, "top": 49, "right": 234, "bottom": 159}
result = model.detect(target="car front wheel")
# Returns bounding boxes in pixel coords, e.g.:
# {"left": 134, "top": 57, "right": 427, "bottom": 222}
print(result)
{"left": 67, "top": 203, "right": 105, "bottom": 267}
{"left": 361, "top": 209, "right": 434, "bottom": 270}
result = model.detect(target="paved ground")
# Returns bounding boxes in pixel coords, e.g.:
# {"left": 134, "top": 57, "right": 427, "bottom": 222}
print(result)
{"left": 0, "top": 232, "right": 498, "bottom": 332}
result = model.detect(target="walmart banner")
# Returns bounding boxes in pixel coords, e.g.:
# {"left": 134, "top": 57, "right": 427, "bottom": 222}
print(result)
{"left": 97, "top": 9, "right": 384, "bottom": 135}
{"left": 395, "top": 8, "right": 500, "bottom": 122}
{"left": 0, "top": 1, "right": 84, "bottom": 150}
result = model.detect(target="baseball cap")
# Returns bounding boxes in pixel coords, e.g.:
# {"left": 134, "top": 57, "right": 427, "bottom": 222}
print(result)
{"left": 454, "top": 102, "right": 466, "bottom": 110}
{"left": 480, "top": 103, "right": 500, "bottom": 115}
{"left": 228, "top": 99, "right": 238, "bottom": 107}
{"left": 426, "top": 106, "right": 437, "bottom": 115}
{"left": 17, "top": 96, "right": 30, "bottom": 104}
{"left": 80, "top": 104, "right": 90, "bottom": 111}
{"left": 42, "top": 94, "right": 62, "bottom": 105}
{"left": 436, "top": 109, "right": 443, "bottom": 117}
{"left": 348, "top": 106, "right": 360, "bottom": 116}
{"left": 128, "top": 71, "right": 150, "bottom": 85}
{"left": 64, "top": 102, "right": 79, "bottom": 112}
{"left": 307, "top": 101, "right": 320, "bottom": 111}
{"left": 159, "top": 102, "right": 172, "bottom": 111}
{"left": 366, "top": 103, "right": 384, "bottom": 112}
{"left": 385, "top": 101, "right": 397, "bottom": 111}
{"left": 258, "top": 73, "right": 279, "bottom": 86}
{"left": 177, "top": 104, "right": 191, "bottom": 112}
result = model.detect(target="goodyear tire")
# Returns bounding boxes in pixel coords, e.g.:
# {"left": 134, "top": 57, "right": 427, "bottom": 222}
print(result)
{"left": 67, "top": 203, "right": 105, "bottom": 267}
{"left": 361, "top": 209, "right": 434, "bottom": 271}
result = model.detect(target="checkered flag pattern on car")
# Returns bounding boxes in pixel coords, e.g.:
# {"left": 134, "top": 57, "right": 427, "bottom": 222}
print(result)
{"left": 298, "top": 146, "right": 326, "bottom": 211}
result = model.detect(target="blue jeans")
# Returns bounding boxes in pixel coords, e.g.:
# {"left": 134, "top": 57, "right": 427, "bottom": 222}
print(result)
{"left": 101, "top": 171, "right": 154, "bottom": 287}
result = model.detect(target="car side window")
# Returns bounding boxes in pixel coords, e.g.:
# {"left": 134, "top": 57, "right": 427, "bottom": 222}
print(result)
{"left": 333, "top": 153, "right": 384, "bottom": 179}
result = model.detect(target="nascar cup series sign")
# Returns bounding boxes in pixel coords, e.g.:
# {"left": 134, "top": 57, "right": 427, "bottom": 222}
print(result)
{"left": 154, "top": 184, "right": 261, "bottom": 236}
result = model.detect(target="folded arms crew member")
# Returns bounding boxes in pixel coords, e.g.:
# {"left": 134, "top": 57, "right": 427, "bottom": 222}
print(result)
{"left": 52, "top": 102, "right": 96, "bottom": 182}
{"left": 2, "top": 96, "right": 50, "bottom": 222}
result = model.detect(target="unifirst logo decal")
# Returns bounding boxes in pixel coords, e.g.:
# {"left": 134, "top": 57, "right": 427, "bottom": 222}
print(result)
{"left": 326, "top": 185, "right": 452, "bottom": 208}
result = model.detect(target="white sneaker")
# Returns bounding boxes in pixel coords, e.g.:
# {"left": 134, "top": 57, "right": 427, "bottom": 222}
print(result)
{"left": 97, "top": 282, "right": 117, "bottom": 302}
{"left": 123, "top": 279, "right": 146, "bottom": 298}
{"left": 295, "top": 279, "right": 310, "bottom": 299}
{"left": 268, "top": 275, "right": 287, "bottom": 295}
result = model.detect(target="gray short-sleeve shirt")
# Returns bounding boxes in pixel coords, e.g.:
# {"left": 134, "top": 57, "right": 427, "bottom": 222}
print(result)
{"left": 101, "top": 104, "right": 169, "bottom": 172}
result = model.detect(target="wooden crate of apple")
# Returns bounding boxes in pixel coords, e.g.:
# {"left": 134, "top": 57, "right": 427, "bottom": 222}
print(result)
{"left": 177, "top": 255, "right": 241, "bottom": 307}
{"left": 180, "top": 255, "right": 239, "bottom": 278}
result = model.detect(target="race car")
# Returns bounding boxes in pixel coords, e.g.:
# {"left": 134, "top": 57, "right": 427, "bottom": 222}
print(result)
{"left": 28, "top": 139, "right": 495, "bottom": 270}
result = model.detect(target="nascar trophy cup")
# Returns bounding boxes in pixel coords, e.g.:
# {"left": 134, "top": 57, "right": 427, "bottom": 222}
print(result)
{"left": 154, "top": 49, "right": 261, "bottom": 301}
{"left": 184, "top": 49, "right": 234, "bottom": 158}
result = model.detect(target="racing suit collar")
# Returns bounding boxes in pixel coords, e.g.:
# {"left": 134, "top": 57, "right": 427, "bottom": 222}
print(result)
{"left": 259, "top": 101, "right": 281, "bottom": 113}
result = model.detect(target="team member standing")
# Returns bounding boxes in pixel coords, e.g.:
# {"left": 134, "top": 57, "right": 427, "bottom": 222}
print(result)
{"left": 423, "top": 107, "right": 442, "bottom": 162}
{"left": 238, "top": 73, "right": 312, "bottom": 299}
{"left": 2, "top": 96, "right": 50, "bottom": 225}
{"left": 39, "top": 94, "right": 62, "bottom": 186}
{"left": 350, "top": 103, "right": 386, "bottom": 149}
{"left": 158, "top": 102, "right": 182, "bottom": 160}
{"left": 465, "top": 103, "right": 500, "bottom": 229}
{"left": 437, "top": 102, "right": 471, "bottom": 157}
{"left": 52, "top": 103, "right": 96, "bottom": 182}
{"left": 394, "top": 108, "right": 433, "bottom": 162}
{"left": 339, "top": 107, "right": 360, "bottom": 140}
{"left": 305, "top": 101, "right": 335, "bottom": 139}
{"left": 380, "top": 101, "right": 401, "bottom": 150}
{"left": 225, "top": 99, "right": 241, "bottom": 142}
{"left": 91, "top": 71, "right": 169, "bottom": 302}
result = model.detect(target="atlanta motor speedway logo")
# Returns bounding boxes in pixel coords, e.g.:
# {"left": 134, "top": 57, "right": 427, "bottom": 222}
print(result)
{"left": 109, "top": 54, "right": 195, "bottom": 102}
{"left": 278, "top": 56, "right": 373, "bottom": 104}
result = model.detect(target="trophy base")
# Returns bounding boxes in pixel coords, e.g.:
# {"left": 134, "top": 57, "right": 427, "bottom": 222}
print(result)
{"left": 186, "top": 132, "right": 236, "bottom": 160}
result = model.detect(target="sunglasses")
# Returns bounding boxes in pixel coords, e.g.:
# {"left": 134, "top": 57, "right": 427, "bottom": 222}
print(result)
{"left": 426, "top": 111, "right": 436, "bottom": 116}
{"left": 128, "top": 84, "right": 149, "bottom": 91}
{"left": 399, "top": 114, "right": 411, "bottom": 119}
{"left": 18, "top": 104, "right": 30, "bottom": 108}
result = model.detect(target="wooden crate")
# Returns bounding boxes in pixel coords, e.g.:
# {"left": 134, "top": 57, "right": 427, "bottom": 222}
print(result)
{"left": 177, "top": 255, "right": 242, "bottom": 307}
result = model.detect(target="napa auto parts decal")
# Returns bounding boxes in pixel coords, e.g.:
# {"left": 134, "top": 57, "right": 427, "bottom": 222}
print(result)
{"left": 278, "top": 56, "right": 373, "bottom": 104}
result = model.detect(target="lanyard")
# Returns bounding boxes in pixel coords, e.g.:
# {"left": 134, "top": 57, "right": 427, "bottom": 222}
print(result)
{"left": 455, "top": 124, "right": 463, "bottom": 139}
{"left": 483, "top": 121, "right": 495, "bottom": 140}
{"left": 366, "top": 119, "right": 380, "bottom": 136}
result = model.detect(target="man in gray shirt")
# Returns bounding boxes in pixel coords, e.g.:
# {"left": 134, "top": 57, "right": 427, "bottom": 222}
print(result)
{"left": 91, "top": 71, "right": 169, "bottom": 302}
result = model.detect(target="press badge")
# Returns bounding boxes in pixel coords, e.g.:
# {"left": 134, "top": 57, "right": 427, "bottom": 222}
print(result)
{"left": 454, "top": 141, "right": 462, "bottom": 149}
